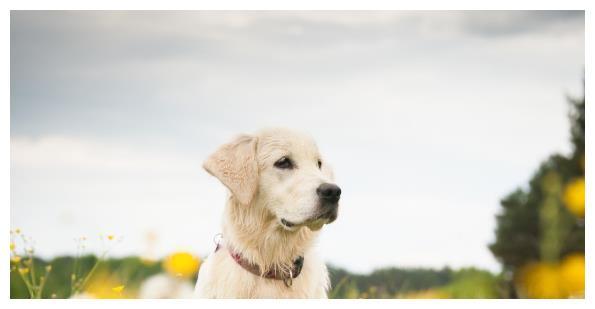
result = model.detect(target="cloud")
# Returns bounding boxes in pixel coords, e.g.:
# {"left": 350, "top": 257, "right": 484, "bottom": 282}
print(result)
{"left": 10, "top": 11, "right": 584, "bottom": 271}
{"left": 321, "top": 192, "right": 501, "bottom": 272}
{"left": 11, "top": 135, "right": 224, "bottom": 259}
{"left": 11, "top": 135, "right": 198, "bottom": 173}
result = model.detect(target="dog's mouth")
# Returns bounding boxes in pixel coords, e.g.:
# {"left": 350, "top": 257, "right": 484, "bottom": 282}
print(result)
{"left": 280, "top": 218, "right": 296, "bottom": 228}
{"left": 280, "top": 209, "right": 337, "bottom": 231}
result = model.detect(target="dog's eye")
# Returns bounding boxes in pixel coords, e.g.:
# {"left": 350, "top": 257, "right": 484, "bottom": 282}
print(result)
{"left": 274, "top": 157, "right": 294, "bottom": 169}
{"left": 317, "top": 160, "right": 322, "bottom": 169}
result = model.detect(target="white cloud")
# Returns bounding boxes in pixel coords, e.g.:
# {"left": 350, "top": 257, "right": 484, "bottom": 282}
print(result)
{"left": 320, "top": 193, "right": 501, "bottom": 272}
{"left": 10, "top": 11, "right": 584, "bottom": 273}
{"left": 11, "top": 135, "right": 225, "bottom": 259}
{"left": 11, "top": 135, "right": 196, "bottom": 172}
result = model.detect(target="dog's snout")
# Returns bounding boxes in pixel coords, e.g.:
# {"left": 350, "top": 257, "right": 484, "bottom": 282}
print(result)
{"left": 316, "top": 183, "right": 341, "bottom": 203}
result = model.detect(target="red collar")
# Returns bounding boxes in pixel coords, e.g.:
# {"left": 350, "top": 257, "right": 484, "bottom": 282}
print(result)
{"left": 214, "top": 243, "right": 304, "bottom": 287}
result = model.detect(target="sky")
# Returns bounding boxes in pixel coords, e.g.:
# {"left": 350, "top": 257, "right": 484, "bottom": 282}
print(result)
{"left": 10, "top": 11, "right": 584, "bottom": 273}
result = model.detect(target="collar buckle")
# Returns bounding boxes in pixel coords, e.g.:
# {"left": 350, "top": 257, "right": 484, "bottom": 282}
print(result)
{"left": 284, "top": 270, "right": 293, "bottom": 287}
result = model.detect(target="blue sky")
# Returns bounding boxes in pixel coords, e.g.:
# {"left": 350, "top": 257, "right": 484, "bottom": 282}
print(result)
{"left": 11, "top": 11, "right": 584, "bottom": 273}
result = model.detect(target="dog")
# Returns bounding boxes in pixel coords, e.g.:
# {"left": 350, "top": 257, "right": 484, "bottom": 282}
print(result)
{"left": 194, "top": 128, "right": 341, "bottom": 298}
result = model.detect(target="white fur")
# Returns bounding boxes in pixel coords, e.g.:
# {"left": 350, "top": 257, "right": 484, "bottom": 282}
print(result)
{"left": 194, "top": 128, "right": 338, "bottom": 298}
{"left": 139, "top": 274, "right": 194, "bottom": 299}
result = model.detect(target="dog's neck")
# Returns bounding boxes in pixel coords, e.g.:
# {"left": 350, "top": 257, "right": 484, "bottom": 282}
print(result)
{"left": 221, "top": 195, "right": 318, "bottom": 274}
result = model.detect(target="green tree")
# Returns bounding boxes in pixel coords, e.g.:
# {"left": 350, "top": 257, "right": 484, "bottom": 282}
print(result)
{"left": 489, "top": 87, "right": 585, "bottom": 297}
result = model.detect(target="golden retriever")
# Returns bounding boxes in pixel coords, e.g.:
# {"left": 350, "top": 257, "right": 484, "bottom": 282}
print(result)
{"left": 194, "top": 128, "right": 341, "bottom": 298}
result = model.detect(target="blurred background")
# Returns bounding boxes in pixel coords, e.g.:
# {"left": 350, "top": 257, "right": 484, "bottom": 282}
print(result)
{"left": 10, "top": 11, "right": 584, "bottom": 298}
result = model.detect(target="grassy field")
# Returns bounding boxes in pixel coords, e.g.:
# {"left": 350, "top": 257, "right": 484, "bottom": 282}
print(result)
{"left": 10, "top": 253, "right": 505, "bottom": 299}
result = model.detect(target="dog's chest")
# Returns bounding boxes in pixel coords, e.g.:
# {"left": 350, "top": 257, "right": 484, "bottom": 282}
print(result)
{"left": 195, "top": 250, "right": 328, "bottom": 298}
{"left": 251, "top": 280, "right": 314, "bottom": 298}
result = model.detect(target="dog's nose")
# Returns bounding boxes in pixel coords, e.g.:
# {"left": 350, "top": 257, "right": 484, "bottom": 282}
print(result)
{"left": 317, "top": 183, "right": 341, "bottom": 203}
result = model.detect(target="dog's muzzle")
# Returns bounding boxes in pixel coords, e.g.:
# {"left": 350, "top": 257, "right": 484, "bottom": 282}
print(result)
{"left": 280, "top": 183, "right": 341, "bottom": 230}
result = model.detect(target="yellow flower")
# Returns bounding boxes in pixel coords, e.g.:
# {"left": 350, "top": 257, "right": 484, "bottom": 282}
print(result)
{"left": 46, "top": 265, "right": 53, "bottom": 272}
{"left": 10, "top": 242, "right": 15, "bottom": 251}
{"left": 516, "top": 262, "right": 565, "bottom": 298}
{"left": 84, "top": 271, "right": 129, "bottom": 299}
{"left": 107, "top": 235, "right": 115, "bottom": 241}
{"left": 111, "top": 285, "right": 125, "bottom": 293}
{"left": 563, "top": 178, "right": 585, "bottom": 218}
{"left": 11, "top": 256, "right": 22, "bottom": 264}
{"left": 559, "top": 253, "right": 584, "bottom": 298}
{"left": 18, "top": 267, "right": 30, "bottom": 275}
{"left": 163, "top": 252, "right": 201, "bottom": 278}
{"left": 15, "top": 229, "right": 21, "bottom": 234}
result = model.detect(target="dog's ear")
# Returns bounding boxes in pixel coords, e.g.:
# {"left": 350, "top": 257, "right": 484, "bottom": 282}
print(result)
{"left": 203, "top": 134, "right": 259, "bottom": 205}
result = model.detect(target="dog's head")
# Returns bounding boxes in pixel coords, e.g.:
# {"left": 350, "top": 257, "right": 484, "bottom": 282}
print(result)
{"left": 203, "top": 128, "right": 340, "bottom": 231}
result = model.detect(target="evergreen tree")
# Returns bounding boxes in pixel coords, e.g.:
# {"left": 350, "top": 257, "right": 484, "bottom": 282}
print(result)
{"left": 489, "top": 86, "right": 585, "bottom": 297}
